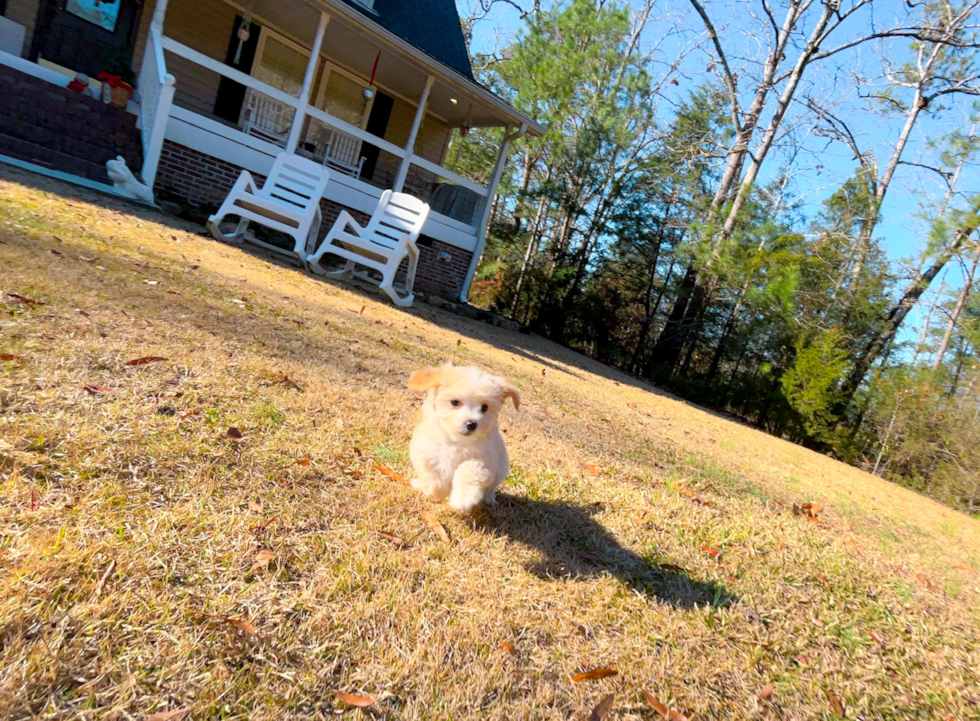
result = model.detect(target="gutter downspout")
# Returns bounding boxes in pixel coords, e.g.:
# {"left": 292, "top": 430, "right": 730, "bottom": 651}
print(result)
{"left": 459, "top": 122, "right": 526, "bottom": 304}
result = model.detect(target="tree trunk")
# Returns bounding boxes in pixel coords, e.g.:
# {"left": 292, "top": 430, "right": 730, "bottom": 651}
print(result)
{"left": 651, "top": 264, "right": 696, "bottom": 372}
{"left": 839, "top": 198, "right": 980, "bottom": 407}
{"left": 933, "top": 242, "right": 980, "bottom": 369}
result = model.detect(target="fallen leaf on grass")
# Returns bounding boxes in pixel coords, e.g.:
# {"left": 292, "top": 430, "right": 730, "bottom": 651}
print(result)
{"left": 701, "top": 545, "right": 721, "bottom": 558}
{"left": 251, "top": 550, "right": 276, "bottom": 573}
{"left": 280, "top": 455, "right": 312, "bottom": 470}
{"left": 225, "top": 617, "right": 259, "bottom": 637}
{"left": 29, "top": 487, "right": 40, "bottom": 511}
{"left": 759, "top": 685, "right": 774, "bottom": 700}
{"left": 6, "top": 293, "right": 46, "bottom": 305}
{"left": 659, "top": 563, "right": 687, "bottom": 573}
{"left": 678, "top": 486, "right": 696, "bottom": 496}
{"left": 338, "top": 692, "right": 375, "bottom": 708}
{"left": 248, "top": 501, "right": 264, "bottom": 513}
{"left": 0, "top": 353, "right": 23, "bottom": 361}
{"left": 373, "top": 530, "right": 406, "bottom": 547}
{"left": 643, "top": 691, "right": 669, "bottom": 716}
{"left": 795, "top": 654, "right": 809, "bottom": 666}
{"left": 421, "top": 510, "right": 451, "bottom": 543}
{"left": 590, "top": 693, "right": 615, "bottom": 720}
{"left": 251, "top": 515, "right": 279, "bottom": 532}
{"left": 125, "top": 356, "right": 169, "bottom": 366}
{"left": 570, "top": 668, "right": 618, "bottom": 682}
{"left": 226, "top": 427, "right": 244, "bottom": 439}
{"left": 915, "top": 573, "right": 936, "bottom": 590}
{"left": 794, "top": 502, "right": 823, "bottom": 519}
{"left": 870, "top": 630, "right": 886, "bottom": 648}
{"left": 500, "top": 642, "right": 515, "bottom": 654}
{"left": 83, "top": 385, "right": 114, "bottom": 395}
{"left": 825, "top": 689, "right": 844, "bottom": 716}
{"left": 146, "top": 708, "right": 190, "bottom": 721}
{"left": 586, "top": 465, "right": 600, "bottom": 476}
{"left": 642, "top": 691, "right": 689, "bottom": 719}
{"left": 374, "top": 465, "right": 409, "bottom": 484}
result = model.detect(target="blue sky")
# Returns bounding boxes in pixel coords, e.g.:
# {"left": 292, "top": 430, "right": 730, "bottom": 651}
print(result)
{"left": 457, "top": 0, "right": 980, "bottom": 346}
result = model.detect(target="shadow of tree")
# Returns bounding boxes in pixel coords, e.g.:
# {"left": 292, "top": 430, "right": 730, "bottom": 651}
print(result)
{"left": 472, "top": 493, "right": 736, "bottom": 609}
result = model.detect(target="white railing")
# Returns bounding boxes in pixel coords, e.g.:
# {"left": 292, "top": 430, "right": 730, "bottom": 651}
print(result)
{"left": 306, "top": 104, "right": 406, "bottom": 160}
{"left": 158, "top": 34, "right": 492, "bottom": 221}
{"left": 0, "top": 48, "right": 73, "bottom": 88}
{"left": 409, "top": 154, "right": 489, "bottom": 198}
{"left": 137, "top": 29, "right": 176, "bottom": 188}
{"left": 161, "top": 37, "right": 300, "bottom": 109}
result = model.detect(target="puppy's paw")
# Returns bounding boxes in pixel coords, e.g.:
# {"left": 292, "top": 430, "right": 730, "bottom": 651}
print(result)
{"left": 448, "top": 485, "right": 485, "bottom": 514}
{"left": 411, "top": 475, "right": 450, "bottom": 501}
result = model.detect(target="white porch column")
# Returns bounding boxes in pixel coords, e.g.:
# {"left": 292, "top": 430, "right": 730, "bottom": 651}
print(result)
{"left": 150, "top": 0, "right": 168, "bottom": 32}
{"left": 459, "top": 123, "right": 526, "bottom": 303}
{"left": 285, "top": 12, "right": 330, "bottom": 153}
{"left": 393, "top": 74, "right": 434, "bottom": 192}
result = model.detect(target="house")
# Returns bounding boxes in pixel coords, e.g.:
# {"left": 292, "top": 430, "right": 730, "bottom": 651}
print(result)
{"left": 0, "top": 0, "right": 543, "bottom": 301}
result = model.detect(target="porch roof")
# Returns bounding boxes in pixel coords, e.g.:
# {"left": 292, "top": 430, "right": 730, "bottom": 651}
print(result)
{"left": 249, "top": 0, "right": 543, "bottom": 136}
{"left": 336, "top": 0, "right": 475, "bottom": 82}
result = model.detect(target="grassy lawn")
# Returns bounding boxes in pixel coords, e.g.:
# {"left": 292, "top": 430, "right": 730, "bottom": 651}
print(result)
{"left": 1, "top": 166, "right": 978, "bottom": 720}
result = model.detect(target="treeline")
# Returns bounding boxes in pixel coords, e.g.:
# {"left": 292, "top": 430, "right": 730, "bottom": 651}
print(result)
{"left": 447, "top": 0, "right": 980, "bottom": 513}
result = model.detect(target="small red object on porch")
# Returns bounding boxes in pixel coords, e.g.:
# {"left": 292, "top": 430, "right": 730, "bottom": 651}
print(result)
{"left": 67, "top": 73, "right": 89, "bottom": 93}
{"left": 96, "top": 72, "right": 134, "bottom": 108}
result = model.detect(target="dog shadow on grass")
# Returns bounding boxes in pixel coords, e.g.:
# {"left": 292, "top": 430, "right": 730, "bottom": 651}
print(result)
{"left": 472, "top": 494, "right": 737, "bottom": 610}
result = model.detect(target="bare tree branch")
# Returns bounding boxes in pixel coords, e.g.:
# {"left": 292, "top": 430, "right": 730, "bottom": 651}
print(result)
{"left": 685, "top": 0, "right": 742, "bottom": 132}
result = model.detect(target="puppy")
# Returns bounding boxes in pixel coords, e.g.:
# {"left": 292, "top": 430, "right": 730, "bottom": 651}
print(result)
{"left": 408, "top": 364, "right": 520, "bottom": 513}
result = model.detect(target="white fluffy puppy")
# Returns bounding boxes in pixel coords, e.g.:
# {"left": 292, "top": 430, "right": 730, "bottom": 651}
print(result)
{"left": 408, "top": 364, "right": 520, "bottom": 513}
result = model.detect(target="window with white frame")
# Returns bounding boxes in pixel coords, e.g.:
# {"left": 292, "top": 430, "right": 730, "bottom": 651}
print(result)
{"left": 252, "top": 29, "right": 311, "bottom": 96}
{"left": 314, "top": 64, "right": 372, "bottom": 127}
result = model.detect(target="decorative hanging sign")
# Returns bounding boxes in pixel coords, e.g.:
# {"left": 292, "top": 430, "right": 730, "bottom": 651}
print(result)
{"left": 362, "top": 51, "right": 380, "bottom": 102}
{"left": 233, "top": 16, "right": 252, "bottom": 65}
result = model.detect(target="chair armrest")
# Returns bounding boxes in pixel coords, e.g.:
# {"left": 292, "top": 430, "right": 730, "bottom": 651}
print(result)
{"left": 232, "top": 170, "right": 259, "bottom": 195}
{"left": 335, "top": 209, "right": 364, "bottom": 235}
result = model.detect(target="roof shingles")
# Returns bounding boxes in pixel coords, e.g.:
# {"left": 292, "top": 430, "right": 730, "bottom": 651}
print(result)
{"left": 339, "top": 0, "right": 475, "bottom": 81}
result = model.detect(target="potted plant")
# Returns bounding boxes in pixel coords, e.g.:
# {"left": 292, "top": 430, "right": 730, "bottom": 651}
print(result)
{"left": 98, "top": 47, "right": 136, "bottom": 108}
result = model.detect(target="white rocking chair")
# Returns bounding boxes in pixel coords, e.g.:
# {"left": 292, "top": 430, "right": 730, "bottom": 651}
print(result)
{"left": 305, "top": 189, "right": 430, "bottom": 307}
{"left": 207, "top": 152, "right": 331, "bottom": 259}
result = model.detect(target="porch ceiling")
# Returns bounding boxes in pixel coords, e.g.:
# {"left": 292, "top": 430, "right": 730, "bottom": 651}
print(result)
{"left": 240, "top": 0, "right": 541, "bottom": 133}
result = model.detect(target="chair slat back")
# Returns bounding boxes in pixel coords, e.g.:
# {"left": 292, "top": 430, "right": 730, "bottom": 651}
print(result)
{"left": 363, "top": 190, "right": 429, "bottom": 251}
{"left": 259, "top": 153, "right": 331, "bottom": 213}
{"left": 326, "top": 128, "right": 363, "bottom": 168}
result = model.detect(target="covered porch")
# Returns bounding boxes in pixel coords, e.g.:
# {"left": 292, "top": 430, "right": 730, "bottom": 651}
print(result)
{"left": 135, "top": 0, "right": 540, "bottom": 297}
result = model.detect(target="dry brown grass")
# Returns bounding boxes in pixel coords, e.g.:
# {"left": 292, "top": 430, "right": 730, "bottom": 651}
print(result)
{"left": 1, "top": 166, "right": 979, "bottom": 721}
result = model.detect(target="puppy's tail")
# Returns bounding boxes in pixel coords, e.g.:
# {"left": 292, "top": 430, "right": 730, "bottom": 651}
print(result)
{"left": 449, "top": 460, "right": 493, "bottom": 514}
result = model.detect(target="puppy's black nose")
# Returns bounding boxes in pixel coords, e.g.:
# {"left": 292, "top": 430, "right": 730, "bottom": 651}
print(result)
{"left": 465, "top": 420, "right": 478, "bottom": 432}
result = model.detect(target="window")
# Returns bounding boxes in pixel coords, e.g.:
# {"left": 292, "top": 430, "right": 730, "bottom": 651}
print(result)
{"left": 314, "top": 64, "right": 372, "bottom": 128}
{"left": 252, "top": 30, "right": 311, "bottom": 96}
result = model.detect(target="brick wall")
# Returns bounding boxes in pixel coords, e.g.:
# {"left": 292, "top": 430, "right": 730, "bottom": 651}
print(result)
{"left": 153, "top": 140, "right": 474, "bottom": 300}
{"left": 0, "top": 64, "right": 143, "bottom": 183}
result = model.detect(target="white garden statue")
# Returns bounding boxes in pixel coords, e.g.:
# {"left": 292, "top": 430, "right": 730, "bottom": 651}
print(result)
{"left": 106, "top": 156, "right": 154, "bottom": 204}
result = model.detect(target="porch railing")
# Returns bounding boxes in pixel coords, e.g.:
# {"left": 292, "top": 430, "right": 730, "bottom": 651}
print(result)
{"left": 159, "top": 35, "right": 490, "bottom": 228}
{"left": 137, "top": 28, "right": 176, "bottom": 188}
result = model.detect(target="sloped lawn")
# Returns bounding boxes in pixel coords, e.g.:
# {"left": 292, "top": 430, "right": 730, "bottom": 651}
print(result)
{"left": 1, "top": 166, "right": 978, "bottom": 720}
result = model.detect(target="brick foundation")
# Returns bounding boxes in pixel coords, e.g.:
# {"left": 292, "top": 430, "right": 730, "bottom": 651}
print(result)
{"left": 153, "top": 140, "right": 474, "bottom": 300}
{"left": 0, "top": 64, "right": 143, "bottom": 183}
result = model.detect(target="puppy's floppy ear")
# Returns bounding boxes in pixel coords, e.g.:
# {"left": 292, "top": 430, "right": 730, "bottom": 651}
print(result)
{"left": 408, "top": 366, "right": 443, "bottom": 393}
{"left": 498, "top": 378, "right": 521, "bottom": 410}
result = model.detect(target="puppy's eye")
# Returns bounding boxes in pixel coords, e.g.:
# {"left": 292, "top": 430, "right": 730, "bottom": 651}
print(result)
{"left": 450, "top": 399, "right": 461, "bottom": 407}
{"left": 480, "top": 404, "right": 489, "bottom": 413}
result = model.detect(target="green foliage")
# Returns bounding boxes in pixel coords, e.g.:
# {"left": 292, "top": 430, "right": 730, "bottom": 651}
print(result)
{"left": 781, "top": 331, "right": 849, "bottom": 442}
{"left": 458, "top": 0, "right": 980, "bottom": 512}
